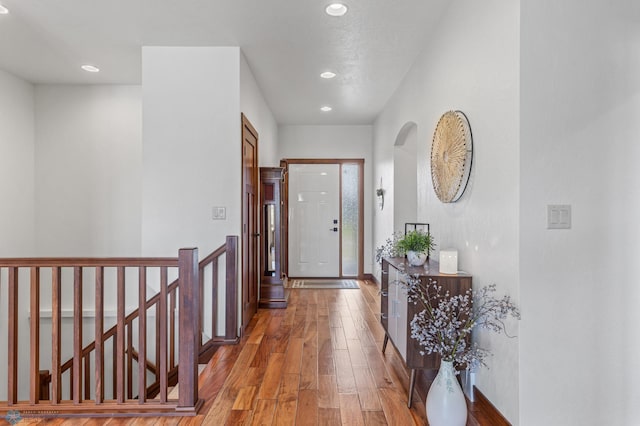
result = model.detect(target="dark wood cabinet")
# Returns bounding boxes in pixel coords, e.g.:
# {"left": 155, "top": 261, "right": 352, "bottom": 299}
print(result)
{"left": 381, "top": 257, "right": 472, "bottom": 406}
{"left": 259, "top": 167, "right": 287, "bottom": 308}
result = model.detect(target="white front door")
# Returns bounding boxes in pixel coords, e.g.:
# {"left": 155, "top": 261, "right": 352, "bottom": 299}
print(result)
{"left": 288, "top": 164, "right": 340, "bottom": 277}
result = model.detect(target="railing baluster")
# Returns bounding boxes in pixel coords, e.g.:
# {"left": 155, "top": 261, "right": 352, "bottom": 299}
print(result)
{"left": 112, "top": 334, "right": 117, "bottom": 400}
{"left": 73, "top": 267, "right": 83, "bottom": 404}
{"left": 155, "top": 299, "right": 161, "bottom": 391}
{"left": 138, "top": 266, "right": 147, "bottom": 403}
{"left": 127, "top": 319, "right": 133, "bottom": 399}
{"left": 211, "top": 259, "right": 218, "bottom": 339}
{"left": 84, "top": 353, "right": 91, "bottom": 399}
{"left": 199, "top": 264, "right": 204, "bottom": 347}
{"left": 51, "top": 267, "right": 62, "bottom": 404}
{"left": 30, "top": 266, "right": 41, "bottom": 404}
{"left": 95, "top": 266, "right": 104, "bottom": 404}
{"left": 8, "top": 267, "right": 18, "bottom": 405}
{"left": 178, "top": 248, "right": 199, "bottom": 409}
{"left": 159, "top": 267, "right": 168, "bottom": 403}
{"left": 116, "top": 266, "right": 125, "bottom": 403}
{"left": 170, "top": 288, "right": 176, "bottom": 370}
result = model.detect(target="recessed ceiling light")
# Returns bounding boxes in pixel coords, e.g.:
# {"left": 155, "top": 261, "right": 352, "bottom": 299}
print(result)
{"left": 325, "top": 3, "right": 348, "bottom": 17}
{"left": 0, "top": 5, "right": 9, "bottom": 14}
{"left": 321, "top": 106, "right": 333, "bottom": 112}
{"left": 320, "top": 71, "right": 337, "bottom": 79}
{"left": 81, "top": 65, "right": 100, "bottom": 73}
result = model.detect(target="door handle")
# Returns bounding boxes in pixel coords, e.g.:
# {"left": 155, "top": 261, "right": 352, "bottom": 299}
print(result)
{"left": 252, "top": 233, "right": 261, "bottom": 237}
{"left": 329, "top": 227, "right": 338, "bottom": 232}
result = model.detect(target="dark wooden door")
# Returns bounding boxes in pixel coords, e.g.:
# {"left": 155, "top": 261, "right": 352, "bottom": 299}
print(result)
{"left": 241, "top": 114, "right": 259, "bottom": 331}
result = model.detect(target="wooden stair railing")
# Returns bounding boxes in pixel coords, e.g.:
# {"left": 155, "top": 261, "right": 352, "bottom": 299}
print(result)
{"left": 197, "top": 236, "right": 240, "bottom": 362}
{"left": 0, "top": 236, "right": 238, "bottom": 419}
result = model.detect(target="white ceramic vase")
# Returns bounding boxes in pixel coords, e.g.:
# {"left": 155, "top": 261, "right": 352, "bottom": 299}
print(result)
{"left": 406, "top": 250, "right": 427, "bottom": 266}
{"left": 426, "top": 360, "right": 467, "bottom": 426}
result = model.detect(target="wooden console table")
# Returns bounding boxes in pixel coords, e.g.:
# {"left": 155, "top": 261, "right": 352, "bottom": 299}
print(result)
{"left": 380, "top": 257, "right": 472, "bottom": 407}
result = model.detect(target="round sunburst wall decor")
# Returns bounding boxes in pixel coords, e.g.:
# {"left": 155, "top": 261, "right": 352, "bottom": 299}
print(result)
{"left": 430, "top": 110, "right": 473, "bottom": 203}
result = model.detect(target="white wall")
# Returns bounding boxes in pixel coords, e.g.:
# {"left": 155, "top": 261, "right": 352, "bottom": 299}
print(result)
{"left": 279, "top": 125, "right": 374, "bottom": 274}
{"left": 0, "top": 69, "right": 35, "bottom": 400}
{"left": 520, "top": 1, "right": 640, "bottom": 425}
{"left": 18, "top": 84, "right": 142, "bottom": 401}
{"left": 393, "top": 122, "right": 418, "bottom": 233}
{"left": 240, "top": 53, "right": 279, "bottom": 167}
{"left": 0, "top": 69, "right": 35, "bottom": 256}
{"left": 2, "top": 80, "right": 143, "bottom": 401}
{"left": 372, "top": 0, "right": 520, "bottom": 422}
{"left": 34, "top": 85, "right": 142, "bottom": 256}
{"left": 142, "top": 47, "right": 242, "bottom": 258}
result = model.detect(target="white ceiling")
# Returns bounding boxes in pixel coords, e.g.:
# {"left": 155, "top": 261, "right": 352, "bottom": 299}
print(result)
{"left": 0, "top": 0, "right": 448, "bottom": 125}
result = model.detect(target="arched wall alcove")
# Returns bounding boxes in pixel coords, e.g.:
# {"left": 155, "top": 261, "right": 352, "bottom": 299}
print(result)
{"left": 393, "top": 121, "right": 418, "bottom": 233}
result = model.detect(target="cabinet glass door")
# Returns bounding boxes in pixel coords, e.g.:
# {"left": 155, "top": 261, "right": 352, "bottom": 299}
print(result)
{"left": 264, "top": 204, "right": 276, "bottom": 275}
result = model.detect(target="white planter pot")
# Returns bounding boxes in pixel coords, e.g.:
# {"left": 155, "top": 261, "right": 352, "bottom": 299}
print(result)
{"left": 426, "top": 360, "right": 467, "bottom": 426}
{"left": 406, "top": 250, "right": 427, "bottom": 266}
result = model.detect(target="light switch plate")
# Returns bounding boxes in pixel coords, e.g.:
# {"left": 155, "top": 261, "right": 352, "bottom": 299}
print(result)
{"left": 212, "top": 206, "right": 226, "bottom": 220}
{"left": 547, "top": 205, "right": 571, "bottom": 229}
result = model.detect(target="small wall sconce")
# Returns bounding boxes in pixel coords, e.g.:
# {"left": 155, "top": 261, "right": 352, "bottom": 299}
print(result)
{"left": 376, "top": 178, "right": 385, "bottom": 210}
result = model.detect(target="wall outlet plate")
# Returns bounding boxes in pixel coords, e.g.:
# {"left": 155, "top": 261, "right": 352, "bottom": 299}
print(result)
{"left": 547, "top": 205, "right": 571, "bottom": 229}
{"left": 212, "top": 206, "right": 226, "bottom": 220}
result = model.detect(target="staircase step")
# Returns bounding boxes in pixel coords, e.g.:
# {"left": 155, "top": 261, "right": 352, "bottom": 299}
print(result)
{"left": 167, "top": 385, "right": 179, "bottom": 400}
{"left": 167, "top": 364, "right": 207, "bottom": 399}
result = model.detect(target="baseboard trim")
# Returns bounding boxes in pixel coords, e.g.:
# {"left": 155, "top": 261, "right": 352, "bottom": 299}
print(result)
{"left": 472, "top": 386, "right": 512, "bottom": 426}
{"left": 362, "top": 273, "right": 377, "bottom": 283}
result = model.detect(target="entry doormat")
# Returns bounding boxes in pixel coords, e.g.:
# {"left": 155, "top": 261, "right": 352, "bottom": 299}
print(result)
{"left": 290, "top": 279, "right": 360, "bottom": 289}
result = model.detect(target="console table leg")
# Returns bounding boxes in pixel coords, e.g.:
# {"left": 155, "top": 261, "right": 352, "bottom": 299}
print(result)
{"left": 408, "top": 369, "right": 416, "bottom": 408}
{"left": 382, "top": 334, "right": 389, "bottom": 353}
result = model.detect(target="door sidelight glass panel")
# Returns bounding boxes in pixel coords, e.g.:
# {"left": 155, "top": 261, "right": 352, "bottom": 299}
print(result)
{"left": 341, "top": 163, "right": 359, "bottom": 276}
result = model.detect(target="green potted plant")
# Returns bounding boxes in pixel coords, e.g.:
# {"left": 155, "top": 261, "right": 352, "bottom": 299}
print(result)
{"left": 396, "top": 229, "right": 435, "bottom": 266}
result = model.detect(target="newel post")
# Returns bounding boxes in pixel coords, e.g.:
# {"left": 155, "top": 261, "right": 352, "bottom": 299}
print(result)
{"left": 225, "top": 235, "right": 239, "bottom": 340}
{"left": 178, "top": 248, "right": 200, "bottom": 411}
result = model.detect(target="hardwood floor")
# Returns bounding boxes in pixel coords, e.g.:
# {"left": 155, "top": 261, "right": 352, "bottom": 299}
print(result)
{"left": 17, "top": 280, "right": 508, "bottom": 425}
{"left": 202, "top": 284, "right": 415, "bottom": 425}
